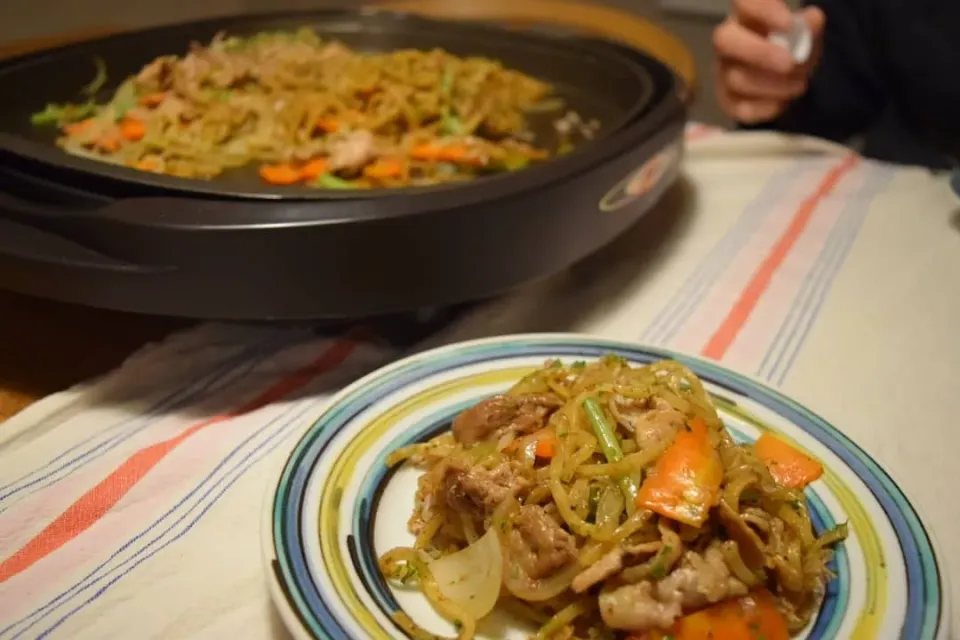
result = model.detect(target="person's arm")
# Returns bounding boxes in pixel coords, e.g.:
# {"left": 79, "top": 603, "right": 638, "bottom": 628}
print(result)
{"left": 743, "top": 0, "right": 887, "bottom": 142}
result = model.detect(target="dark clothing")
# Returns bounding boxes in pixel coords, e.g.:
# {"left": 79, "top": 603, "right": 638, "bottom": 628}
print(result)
{"left": 745, "top": 0, "right": 960, "bottom": 169}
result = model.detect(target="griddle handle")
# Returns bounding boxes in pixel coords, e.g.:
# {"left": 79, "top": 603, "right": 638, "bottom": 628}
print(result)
{"left": 0, "top": 217, "right": 167, "bottom": 273}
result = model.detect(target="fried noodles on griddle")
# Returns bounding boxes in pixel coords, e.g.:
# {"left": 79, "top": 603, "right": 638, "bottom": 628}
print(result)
{"left": 31, "top": 28, "right": 597, "bottom": 188}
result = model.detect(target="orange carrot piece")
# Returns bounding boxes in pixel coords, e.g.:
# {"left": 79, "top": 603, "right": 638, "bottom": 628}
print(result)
{"left": 62, "top": 119, "right": 94, "bottom": 137}
{"left": 636, "top": 417, "right": 723, "bottom": 527}
{"left": 315, "top": 117, "right": 339, "bottom": 134}
{"left": 754, "top": 433, "right": 824, "bottom": 489}
{"left": 258, "top": 163, "right": 302, "bottom": 186}
{"left": 675, "top": 590, "right": 789, "bottom": 640}
{"left": 410, "top": 143, "right": 484, "bottom": 168}
{"left": 363, "top": 158, "right": 404, "bottom": 180}
{"left": 300, "top": 158, "right": 329, "bottom": 181}
{"left": 132, "top": 158, "right": 160, "bottom": 172}
{"left": 410, "top": 144, "right": 463, "bottom": 161}
{"left": 534, "top": 434, "right": 558, "bottom": 459}
{"left": 119, "top": 118, "right": 146, "bottom": 142}
{"left": 409, "top": 144, "right": 441, "bottom": 161}
{"left": 139, "top": 92, "right": 166, "bottom": 108}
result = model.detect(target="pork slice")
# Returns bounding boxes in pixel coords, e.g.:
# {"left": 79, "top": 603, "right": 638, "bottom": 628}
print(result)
{"left": 451, "top": 393, "right": 561, "bottom": 445}
{"left": 598, "top": 543, "right": 748, "bottom": 632}
{"left": 443, "top": 460, "right": 529, "bottom": 518}
{"left": 508, "top": 505, "right": 577, "bottom": 580}
{"left": 328, "top": 129, "right": 376, "bottom": 172}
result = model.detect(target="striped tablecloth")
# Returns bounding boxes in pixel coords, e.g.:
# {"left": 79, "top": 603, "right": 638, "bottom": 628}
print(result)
{"left": 2, "top": 126, "right": 959, "bottom": 639}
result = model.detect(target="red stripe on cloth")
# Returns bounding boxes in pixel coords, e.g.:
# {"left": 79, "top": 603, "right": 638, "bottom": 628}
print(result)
{"left": 701, "top": 154, "right": 860, "bottom": 361}
{"left": 0, "top": 334, "right": 360, "bottom": 583}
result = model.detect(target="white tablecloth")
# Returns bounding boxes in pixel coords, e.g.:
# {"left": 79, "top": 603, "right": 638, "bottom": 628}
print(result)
{"left": 1, "top": 126, "right": 958, "bottom": 638}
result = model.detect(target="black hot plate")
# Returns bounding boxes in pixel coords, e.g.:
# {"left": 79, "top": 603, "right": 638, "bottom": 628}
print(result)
{"left": 0, "top": 9, "right": 686, "bottom": 320}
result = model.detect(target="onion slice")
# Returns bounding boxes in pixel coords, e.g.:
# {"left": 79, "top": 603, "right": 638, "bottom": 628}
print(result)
{"left": 428, "top": 527, "right": 503, "bottom": 620}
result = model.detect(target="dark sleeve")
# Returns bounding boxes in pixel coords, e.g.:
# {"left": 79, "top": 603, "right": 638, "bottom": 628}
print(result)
{"left": 741, "top": 0, "right": 887, "bottom": 142}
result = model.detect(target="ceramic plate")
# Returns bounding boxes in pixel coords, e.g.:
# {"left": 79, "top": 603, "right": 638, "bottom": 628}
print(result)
{"left": 264, "top": 334, "right": 949, "bottom": 639}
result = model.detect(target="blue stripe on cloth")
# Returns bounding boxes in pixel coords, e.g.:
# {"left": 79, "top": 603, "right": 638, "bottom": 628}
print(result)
{"left": 640, "top": 158, "right": 814, "bottom": 346}
{"left": 756, "top": 165, "right": 892, "bottom": 385}
{"left": 2, "top": 348, "right": 369, "bottom": 639}
{"left": 0, "top": 332, "right": 307, "bottom": 512}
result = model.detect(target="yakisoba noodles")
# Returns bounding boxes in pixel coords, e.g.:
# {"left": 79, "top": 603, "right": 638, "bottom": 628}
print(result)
{"left": 31, "top": 28, "right": 597, "bottom": 189}
{"left": 378, "top": 356, "right": 846, "bottom": 639}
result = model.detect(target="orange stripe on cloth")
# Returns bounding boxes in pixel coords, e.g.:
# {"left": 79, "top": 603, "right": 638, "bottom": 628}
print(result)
{"left": 0, "top": 333, "right": 361, "bottom": 583}
{"left": 701, "top": 153, "right": 859, "bottom": 361}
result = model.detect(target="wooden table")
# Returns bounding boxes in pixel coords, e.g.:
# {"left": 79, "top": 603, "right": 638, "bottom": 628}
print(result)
{"left": 0, "top": 3, "right": 695, "bottom": 421}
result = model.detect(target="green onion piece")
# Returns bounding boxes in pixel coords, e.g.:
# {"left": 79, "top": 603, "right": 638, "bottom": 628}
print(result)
{"left": 81, "top": 56, "right": 108, "bottom": 98}
{"left": 441, "top": 106, "right": 464, "bottom": 136}
{"left": 30, "top": 101, "right": 98, "bottom": 126}
{"left": 441, "top": 66, "right": 454, "bottom": 96}
{"left": 315, "top": 173, "right": 357, "bottom": 189}
{"left": 501, "top": 154, "right": 530, "bottom": 171}
{"left": 435, "top": 162, "right": 459, "bottom": 176}
{"left": 583, "top": 397, "right": 639, "bottom": 507}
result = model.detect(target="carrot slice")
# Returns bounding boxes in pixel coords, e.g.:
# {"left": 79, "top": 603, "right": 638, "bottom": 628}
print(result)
{"left": 363, "top": 158, "right": 404, "bottom": 180}
{"left": 258, "top": 163, "right": 302, "bottom": 186}
{"left": 119, "top": 118, "right": 146, "bottom": 142}
{"left": 300, "top": 158, "right": 329, "bottom": 181}
{"left": 410, "top": 143, "right": 477, "bottom": 165}
{"left": 409, "top": 143, "right": 442, "bottom": 161}
{"left": 754, "top": 433, "right": 824, "bottom": 489}
{"left": 534, "top": 433, "right": 558, "bottom": 459}
{"left": 133, "top": 158, "right": 160, "bottom": 172}
{"left": 139, "top": 92, "right": 166, "bottom": 108}
{"left": 315, "top": 117, "right": 339, "bottom": 134}
{"left": 635, "top": 417, "right": 722, "bottom": 527}
{"left": 630, "top": 590, "right": 789, "bottom": 640}
{"left": 62, "top": 119, "right": 94, "bottom": 137}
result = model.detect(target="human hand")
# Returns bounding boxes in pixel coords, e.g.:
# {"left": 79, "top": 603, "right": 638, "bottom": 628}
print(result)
{"left": 713, "top": 0, "right": 826, "bottom": 124}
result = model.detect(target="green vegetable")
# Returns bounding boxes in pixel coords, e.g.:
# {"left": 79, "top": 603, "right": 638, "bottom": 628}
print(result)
{"left": 501, "top": 154, "right": 530, "bottom": 172}
{"left": 440, "top": 65, "right": 455, "bottom": 96}
{"left": 441, "top": 106, "right": 464, "bottom": 136}
{"left": 315, "top": 173, "right": 357, "bottom": 189}
{"left": 435, "top": 162, "right": 459, "bottom": 176}
{"left": 81, "top": 57, "right": 108, "bottom": 98}
{"left": 30, "top": 101, "right": 98, "bottom": 126}
{"left": 583, "top": 397, "right": 639, "bottom": 506}
{"left": 111, "top": 80, "right": 138, "bottom": 121}
{"left": 31, "top": 57, "right": 110, "bottom": 127}
{"left": 439, "top": 65, "right": 465, "bottom": 135}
